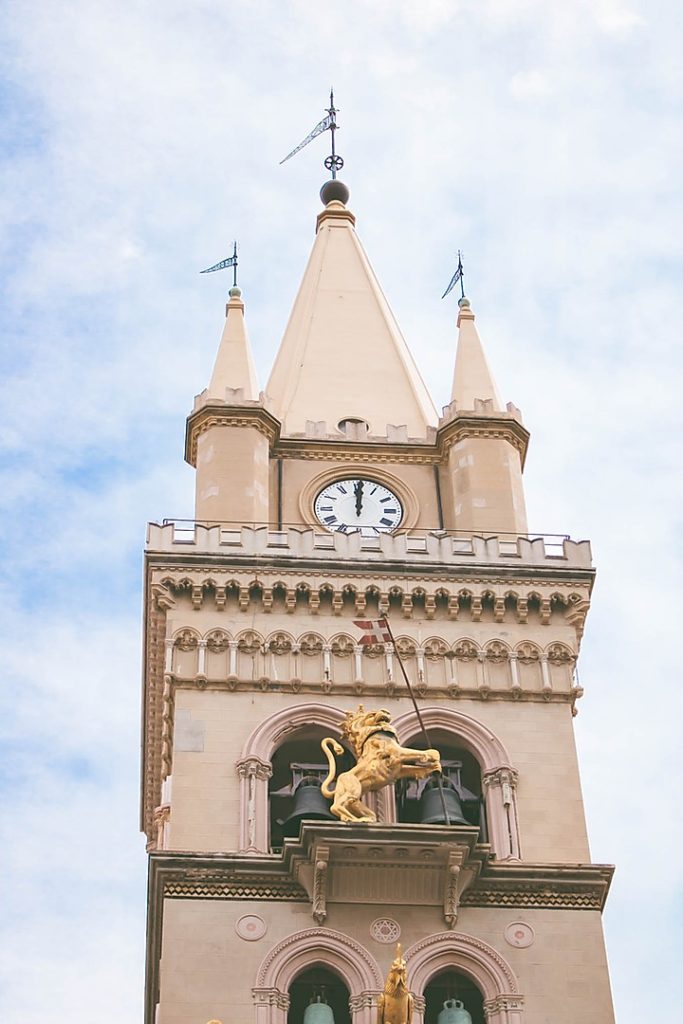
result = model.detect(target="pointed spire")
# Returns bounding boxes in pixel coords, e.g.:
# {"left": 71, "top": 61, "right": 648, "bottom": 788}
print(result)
{"left": 450, "top": 297, "right": 503, "bottom": 411}
{"left": 207, "top": 286, "right": 259, "bottom": 402}
{"left": 266, "top": 187, "right": 438, "bottom": 436}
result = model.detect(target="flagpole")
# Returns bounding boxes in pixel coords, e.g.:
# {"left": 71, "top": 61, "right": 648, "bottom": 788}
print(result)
{"left": 381, "top": 615, "right": 451, "bottom": 826}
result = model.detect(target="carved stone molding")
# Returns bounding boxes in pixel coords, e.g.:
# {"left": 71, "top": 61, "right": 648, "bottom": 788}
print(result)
{"left": 439, "top": 414, "right": 530, "bottom": 466}
{"left": 312, "top": 845, "right": 330, "bottom": 924}
{"left": 236, "top": 757, "right": 272, "bottom": 781}
{"left": 255, "top": 925, "right": 383, "bottom": 1013}
{"left": 404, "top": 930, "right": 521, "bottom": 1023}
{"left": 185, "top": 404, "right": 280, "bottom": 465}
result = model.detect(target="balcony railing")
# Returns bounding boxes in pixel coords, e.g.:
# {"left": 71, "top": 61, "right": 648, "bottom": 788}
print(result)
{"left": 146, "top": 520, "right": 592, "bottom": 569}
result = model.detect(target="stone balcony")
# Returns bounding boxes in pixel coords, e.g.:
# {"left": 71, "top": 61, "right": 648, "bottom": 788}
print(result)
{"left": 146, "top": 521, "right": 593, "bottom": 571}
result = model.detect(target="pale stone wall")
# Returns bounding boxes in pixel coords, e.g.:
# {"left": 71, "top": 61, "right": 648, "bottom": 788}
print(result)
{"left": 157, "top": 898, "right": 613, "bottom": 1024}
{"left": 195, "top": 424, "right": 270, "bottom": 524}
{"left": 167, "top": 687, "right": 589, "bottom": 862}
{"left": 275, "top": 458, "right": 440, "bottom": 531}
{"left": 446, "top": 438, "right": 528, "bottom": 535}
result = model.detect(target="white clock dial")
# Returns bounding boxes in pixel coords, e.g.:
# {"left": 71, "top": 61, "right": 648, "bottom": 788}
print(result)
{"left": 314, "top": 478, "right": 403, "bottom": 533}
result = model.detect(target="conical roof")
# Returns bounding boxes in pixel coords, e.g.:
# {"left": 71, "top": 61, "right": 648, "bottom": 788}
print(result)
{"left": 207, "top": 287, "right": 259, "bottom": 401}
{"left": 450, "top": 297, "right": 503, "bottom": 410}
{"left": 266, "top": 190, "right": 437, "bottom": 436}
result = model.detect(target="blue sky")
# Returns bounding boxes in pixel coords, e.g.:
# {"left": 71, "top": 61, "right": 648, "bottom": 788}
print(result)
{"left": 1, "top": 2, "right": 682, "bottom": 1021}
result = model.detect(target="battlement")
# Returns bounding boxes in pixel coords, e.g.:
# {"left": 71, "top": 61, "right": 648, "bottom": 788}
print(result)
{"left": 146, "top": 521, "right": 592, "bottom": 570}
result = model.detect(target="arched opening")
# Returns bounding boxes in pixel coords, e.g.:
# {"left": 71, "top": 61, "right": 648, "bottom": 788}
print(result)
{"left": 268, "top": 725, "right": 352, "bottom": 850}
{"left": 288, "top": 966, "right": 351, "bottom": 1024}
{"left": 423, "top": 969, "right": 485, "bottom": 1024}
{"left": 396, "top": 730, "right": 486, "bottom": 839}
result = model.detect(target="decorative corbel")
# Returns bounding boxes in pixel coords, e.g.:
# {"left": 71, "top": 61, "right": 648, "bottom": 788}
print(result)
{"left": 443, "top": 848, "right": 465, "bottom": 928}
{"left": 151, "top": 582, "right": 175, "bottom": 611}
{"left": 312, "top": 845, "right": 330, "bottom": 924}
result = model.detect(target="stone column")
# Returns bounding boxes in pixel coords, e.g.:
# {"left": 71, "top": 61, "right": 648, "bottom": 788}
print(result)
{"left": 482, "top": 766, "right": 521, "bottom": 861}
{"left": 237, "top": 756, "right": 273, "bottom": 853}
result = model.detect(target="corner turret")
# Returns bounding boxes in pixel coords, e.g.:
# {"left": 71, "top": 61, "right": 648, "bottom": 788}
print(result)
{"left": 438, "top": 296, "right": 529, "bottom": 534}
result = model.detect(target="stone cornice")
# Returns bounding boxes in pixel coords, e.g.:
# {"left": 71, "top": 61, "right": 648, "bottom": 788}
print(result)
{"left": 185, "top": 403, "right": 281, "bottom": 466}
{"left": 148, "top": 851, "right": 613, "bottom": 911}
{"left": 147, "top": 552, "right": 594, "bottom": 591}
{"left": 144, "top": 851, "right": 612, "bottom": 1023}
{"left": 437, "top": 414, "right": 530, "bottom": 469}
{"left": 460, "top": 862, "right": 614, "bottom": 911}
{"left": 184, "top": 407, "right": 530, "bottom": 468}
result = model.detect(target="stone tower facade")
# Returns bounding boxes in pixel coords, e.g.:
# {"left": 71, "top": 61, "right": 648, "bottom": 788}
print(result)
{"left": 141, "top": 184, "right": 615, "bottom": 1024}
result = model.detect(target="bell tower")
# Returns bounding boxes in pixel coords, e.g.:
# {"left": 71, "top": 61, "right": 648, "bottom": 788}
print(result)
{"left": 141, "top": 177, "right": 615, "bottom": 1024}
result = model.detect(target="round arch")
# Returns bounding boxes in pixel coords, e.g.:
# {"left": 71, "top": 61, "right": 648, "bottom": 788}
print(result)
{"left": 238, "top": 704, "right": 347, "bottom": 853}
{"left": 241, "top": 702, "right": 347, "bottom": 762}
{"left": 392, "top": 707, "right": 521, "bottom": 861}
{"left": 404, "top": 932, "right": 523, "bottom": 1024}
{"left": 253, "top": 928, "right": 382, "bottom": 1024}
{"left": 392, "top": 707, "right": 511, "bottom": 773}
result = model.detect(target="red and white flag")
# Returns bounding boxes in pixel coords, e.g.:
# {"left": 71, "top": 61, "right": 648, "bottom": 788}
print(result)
{"left": 353, "top": 618, "right": 391, "bottom": 646}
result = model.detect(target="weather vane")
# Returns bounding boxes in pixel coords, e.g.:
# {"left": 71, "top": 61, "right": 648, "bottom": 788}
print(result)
{"left": 199, "top": 241, "right": 239, "bottom": 287}
{"left": 280, "top": 89, "right": 344, "bottom": 179}
{"left": 441, "top": 250, "right": 465, "bottom": 301}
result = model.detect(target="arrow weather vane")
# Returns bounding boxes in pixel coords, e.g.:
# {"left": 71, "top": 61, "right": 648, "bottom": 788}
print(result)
{"left": 200, "top": 240, "right": 238, "bottom": 287}
{"left": 280, "top": 89, "right": 344, "bottom": 179}
{"left": 441, "top": 250, "right": 465, "bottom": 300}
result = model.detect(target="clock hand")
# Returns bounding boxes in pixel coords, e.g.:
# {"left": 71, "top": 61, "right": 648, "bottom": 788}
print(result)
{"left": 354, "top": 479, "right": 364, "bottom": 516}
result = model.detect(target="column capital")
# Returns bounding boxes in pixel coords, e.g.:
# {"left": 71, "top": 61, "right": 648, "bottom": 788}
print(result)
{"left": 236, "top": 756, "right": 272, "bottom": 780}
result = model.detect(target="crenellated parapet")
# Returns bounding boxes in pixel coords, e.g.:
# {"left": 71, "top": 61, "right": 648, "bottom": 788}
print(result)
{"left": 147, "top": 522, "right": 591, "bottom": 569}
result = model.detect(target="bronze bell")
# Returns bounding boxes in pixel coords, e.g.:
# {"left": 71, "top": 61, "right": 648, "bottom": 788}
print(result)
{"left": 282, "top": 776, "right": 336, "bottom": 837}
{"left": 303, "top": 995, "right": 335, "bottom": 1024}
{"left": 418, "top": 776, "right": 470, "bottom": 826}
{"left": 437, "top": 999, "right": 472, "bottom": 1024}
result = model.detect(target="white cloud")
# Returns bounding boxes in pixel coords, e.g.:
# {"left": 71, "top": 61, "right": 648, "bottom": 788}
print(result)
{"left": 509, "top": 69, "right": 551, "bottom": 99}
{"left": 1, "top": 1, "right": 681, "bottom": 1022}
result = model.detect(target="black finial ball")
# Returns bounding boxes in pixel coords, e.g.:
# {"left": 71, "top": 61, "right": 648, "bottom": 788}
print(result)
{"left": 320, "top": 179, "right": 350, "bottom": 206}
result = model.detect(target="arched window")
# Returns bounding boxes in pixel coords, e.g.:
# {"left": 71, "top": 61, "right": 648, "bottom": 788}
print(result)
{"left": 254, "top": 926, "right": 383, "bottom": 1024}
{"left": 269, "top": 725, "right": 352, "bottom": 850}
{"left": 395, "top": 729, "right": 486, "bottom": 839}
{"left": 405, "top": 932, "right": 523, "bottom": 1024}
{"left": 423, "top": 969, "right": 485, "bottom": 1024}
{"left": 288, "top": 966, "right": 351, "bottom": 1024}
{"left": 238, "top": 704, "right": 347, "bottom": 854}
{"left": 393, "top": 708, "right": 521, "bottom": 861}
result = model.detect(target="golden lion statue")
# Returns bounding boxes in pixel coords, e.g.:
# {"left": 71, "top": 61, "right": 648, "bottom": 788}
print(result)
{"left": 321, "top": 705, "right": 441, "bottom": 823}
{"left": 377, "top": 944, "right": 413, "bottom": 1024}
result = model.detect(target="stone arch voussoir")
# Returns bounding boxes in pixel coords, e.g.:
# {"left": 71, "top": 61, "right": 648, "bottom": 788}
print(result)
{"left": 404, "top": 930, "right": 521, "bottom": 1006}
{"left": 255, "top": 926, "right": 382, "bottom": 994}
{"left": 392, "top": 706, "right": 511, "bottom": 773}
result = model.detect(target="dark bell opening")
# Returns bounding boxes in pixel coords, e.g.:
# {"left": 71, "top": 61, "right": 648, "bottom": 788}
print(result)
{"left": 288, "top": 966, "right": 351, "bottom": 1024}
{"left": 269, "top": 727, "right": 353, "bottom": 850}
{"left": 424, "top": 969, "right": 485, "bottom": 1024}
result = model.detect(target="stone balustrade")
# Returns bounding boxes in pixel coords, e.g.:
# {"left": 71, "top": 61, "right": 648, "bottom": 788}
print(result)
{"left": 146, "top": 522, "right": 592, "bottom": 569}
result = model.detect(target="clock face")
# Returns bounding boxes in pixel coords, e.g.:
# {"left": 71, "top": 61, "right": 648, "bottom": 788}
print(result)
{"left": 314, "top": 478, "right": 403, "bottom": 533}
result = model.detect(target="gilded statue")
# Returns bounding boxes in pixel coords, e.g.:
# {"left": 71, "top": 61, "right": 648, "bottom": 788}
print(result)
{"left": 321, "top": 705, "right": 441, "bottom": 823}
{"left": 377, "top": 944, "right": 413, "bottom": 1024}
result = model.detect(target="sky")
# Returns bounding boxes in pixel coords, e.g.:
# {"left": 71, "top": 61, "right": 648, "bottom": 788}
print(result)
{"left": 0, "top": 1, "right": 681, "bottom": 1021}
